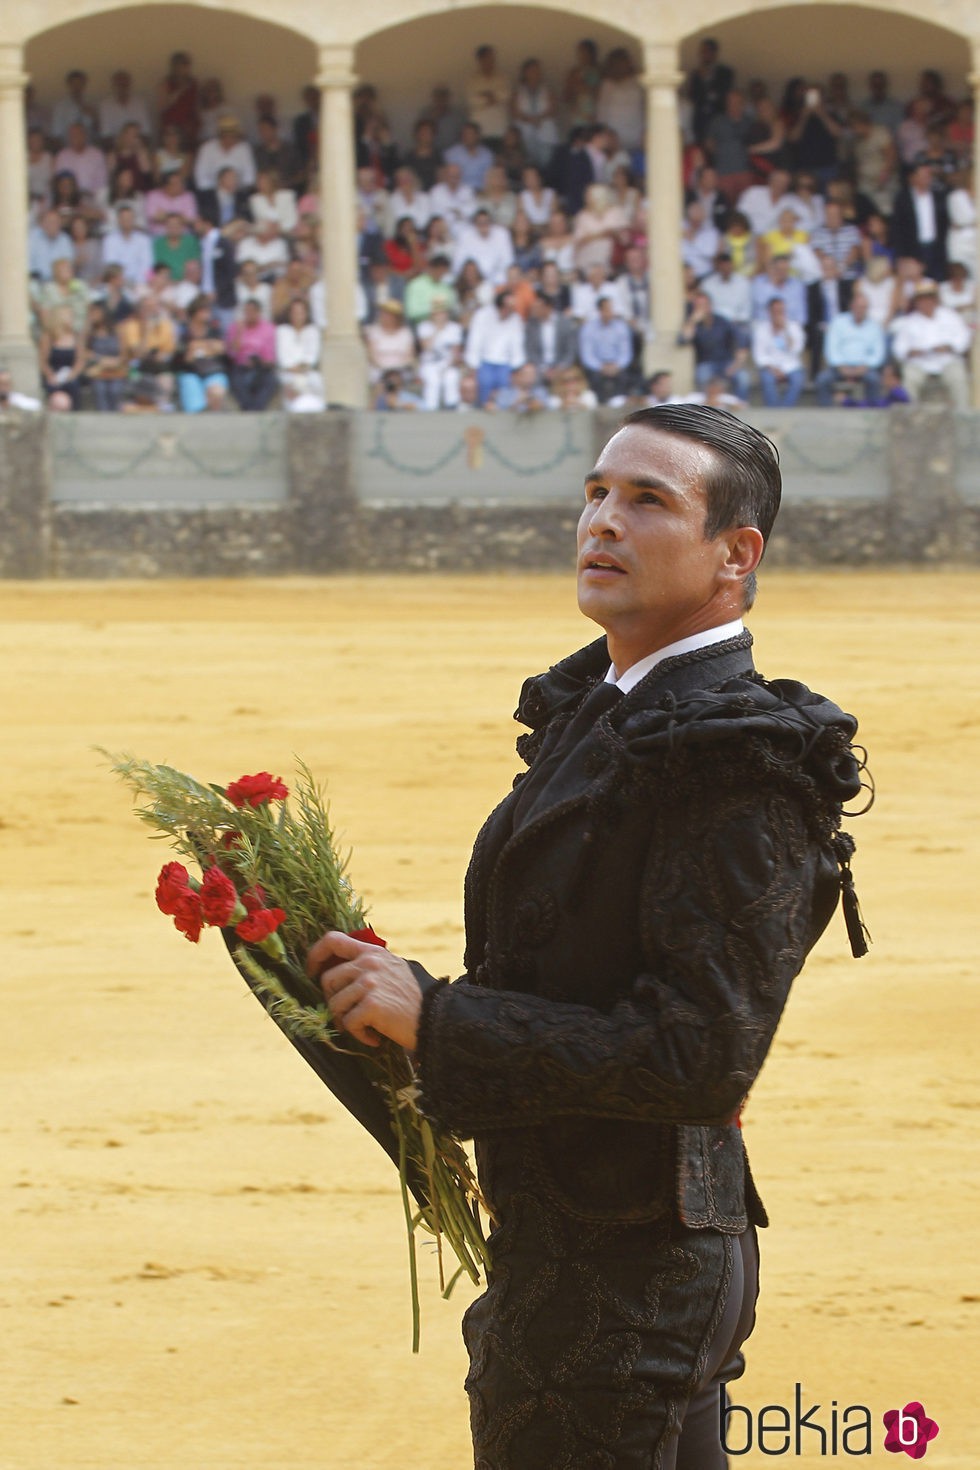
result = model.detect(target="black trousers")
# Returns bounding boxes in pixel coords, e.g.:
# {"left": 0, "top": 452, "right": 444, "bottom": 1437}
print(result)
{"left": 463, "top": 1191, "right": 759, "bottom": 1469}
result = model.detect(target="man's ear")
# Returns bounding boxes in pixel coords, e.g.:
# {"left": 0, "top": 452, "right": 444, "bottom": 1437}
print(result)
{"left": 720, "top": 525, "right": 765, "bottom": 586}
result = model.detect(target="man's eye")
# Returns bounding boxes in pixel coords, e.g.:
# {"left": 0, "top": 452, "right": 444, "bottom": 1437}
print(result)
{"left": 587, "top": 486, "right": 606, "bottom": 501}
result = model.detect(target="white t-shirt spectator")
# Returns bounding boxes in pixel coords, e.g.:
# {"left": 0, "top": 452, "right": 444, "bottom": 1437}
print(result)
{"left": 596, "top": 78, "right": 644, "bottom": 151}
{"left": 752, "top": 316, "right": 805, "bottom": 375}
{"left": 236, "top": 236, "right": 289, "bottom": 277}
{"left": 195, "top": 138, "right": 256, "bottom": 192}
{"left": 464, "top": 305, "right": 525, "bottom": 369}
{"left": 451, "top": 223, "right": 514, "bottom": 285}
{"left": 235, "top": 278, "right": 273, "bottom": 318}
{"left": 428, "top": 180, "right": 477, "bottom": 237}
{"left": 384, "top": 188, "right": 432, "bottom": 238}
{"left": 102, "top": 227, "right": 154, "bottom": 287}
{"left": 250, "top": 189, "right": 298, "bottom": 234}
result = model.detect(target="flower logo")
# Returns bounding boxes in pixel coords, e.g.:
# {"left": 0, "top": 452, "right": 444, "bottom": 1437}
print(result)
{"left": 883, "top": 1402, "right": 939, "bottom": 1458}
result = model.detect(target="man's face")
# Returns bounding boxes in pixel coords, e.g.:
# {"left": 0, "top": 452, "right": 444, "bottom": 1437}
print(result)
{"left": 771, "top": 258, "right": 790, "bottom": 284}
{"left": 851, "top": 292, "right": 868, "bottom": 321}
{"left": 67, "top": 124, "right": 87, "bottom": 152}
{"left": 218, "top": 169, "right": 238, "bottom": 192}
{"left": 577, "top": 426, "right": 736, "bottom": 657}
{"left": 462, "top": 125, "right": 479, "bottom": 149}
{"left": 445, "top": 164, "right": 462, "bottom": 190}
{"left": 475, "top": 212, "right": 491, "bottom": 236}
{"left": 770, "top": 299, "right": 787, "bottom": 330}
{"left": 52, "top": 259, "right": 73, "bottom": 285}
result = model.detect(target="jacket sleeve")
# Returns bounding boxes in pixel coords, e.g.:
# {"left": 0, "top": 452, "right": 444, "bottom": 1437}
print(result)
{"left": 415, "top": 775, "right": 841, "bottom": 1137}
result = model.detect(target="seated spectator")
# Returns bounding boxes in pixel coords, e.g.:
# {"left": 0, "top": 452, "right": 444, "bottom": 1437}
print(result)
{"left": 234, "top": 259, "right": 273, "bottom": 320}
{"left": 643, "top": 369, "right": 676, "bottom": 405}
{"left": 464, "top": 288, "right": 526, "bottom": 404}
{"left": 199, "top": 79, "right": 231, "bottom": 143}
{"left": 511, "top": 58, "right": 559, "bottom": 169}
{"left": 548, "top": 364, "right": 598, "bottom": 410}
{"left": 145, "top": 168, "right": 199, "bottom": 236}
{"left": 417, "top": 297, "right": 464, "bottom": 409}
{"left": 402, "top": 118, "right": 443, "bottom": 192}
{"left": 751, "top": 254, "right": 808, "bottom": 324}
{"left": 502, "top": 262, "right": 537, "bottom": 319}
{"left": 524, "top": 289, "right": 579, "bottom": 385}
{"left": 109, "top": 121, "right": 153, "bottom": 191}
{"left": 385, "top": 168, "right": 432, "bottom": 237}
{"left": 815, "top": 290, "right": 886, "bottom": 405}
{"left": 420, "top": 84, "right": 465, "bottom": 156}
{"left": 249, "top": 169, "right": 298, "bottom": 236}
{"left": 946, "top": 172, "right": 976, "bottom": 270}
{"left": 118, "top": 296, "right": 178, "bottom": 406}
{"left": 790, "top": 172, "right": 825, "bottom": 233}
{"left": 579, "top": 292, "right": 635, "bottom": 403}
{"left": 54, "top": 122, "right": 108, "bottom": 199}
{"left": 758, "top": 205, "right": 812, "bottom": 273}
{"left": 563, "top": 39, "right": 601, "bottom": 132}
{"left": 270, "top": 257, "right": 314, "bottom": 323}
{"left": 452, "top": 208, "right": 514, "bottom": 286}
{"left": 99, "top": 70, "right": 151, "bottom": 145}
{"left": 752, "top": 296, "right": 806, "bottom": 407}
{"left": 254, "top": 114, "right": 302, "bottom": 192}
{"left": 573, "top": 184, "right": 629, "bottom": 272}
{"left": 454, "top": 258, "right": 492, "bottom": 325}
{"left": 152, "top": 213, "right": 202, "bottom": 281}
{"left": 890, "top": 277, "right": 970, "bottom": 408}
{"left": 428, "top": 163, "right": 476, "bottom": 240}
{"left": 679, "top": 288, "right": 750, "bottom": 400}
{"left": 375, "top": 368, "right": 423, "bottom": 411}
{"left": 104, "top": 166, "right": 144, "bottom": 231}
{"left": 475, "top": 165, "right": 518, "bottom": 230}
{"left": 384, "top": 217, "right": 426, "bottom": 290}
{"left": 195, "top": 115, "right": 256, "bottom": 193}
{"left": 69, "top": 216, "right": 103, "bottom": 286}
{"left": 539, "top": 208, "right": 576, "bottom": 275}
{"left": 596, "top": 48, "right": 644, "bottom": 154}
{"left": 404, "top": 253, "right": 459, "bottom": 324}
{"left": 570, "top": 261, "right": 611, "bottom": 322}
{"left": 859, "top": 255, "right": 897, "bottom": 329}
{"left": 356, "top": 115, "right": 398, "bottom": 190}
{"left": 94, "top": 262, "right": 136, "bottom": 324}
{"left": 84, "top": 300, "right": 129, "bottom": 411}
{"left": 157, "top": 258, "right": 204, "bottom": 319}
{"left": 897, "top": 97, "right": 932, "bottom": 169}
{"left": 274, "top": 296, "right": 324, "bottom": 410}
{"left": 609, "top": 164, "right": 643, "bottom": 231}
{"left": 510, "top": 210, "right": 542, "bottom": 275}
{"left": 103, "top": 205, "right": 154, "bottom": 290}
{"left": 810, "top": 199, "right": 865, "bottom": 287}
{"left": 690, "top": 374, "right": 746, "bottom": 410}
{"left": 721, "top": 209, "right": 757, "bottom": 277}
{"left": 467, "top": 44, "right": 511, "bottom": 146}
{"left": 453, "top": 368, "right": 480, "bottom": 411}
{"left": 51, "top": 69, "right": 98, "bottom": 144}
{"left": 706, "top": 89, "right": 754, "bottom": 204}
{"left": 519, "top": 165, "right": 555, "bottom": 229}
{"left": 154, "top": 123, "right": 193, "bottom": 186}
{"left": 225, "top": 297, "right": 277, "bottom": 410}
{"left": 237, "top": 217, "right": 289, "bottom": 281}
{"left": 681, "top": 199, "right": 720, "bottom": 281}
{"left": 39, "top": 307, "right": 84, "bottom": 411}
{"left": 445, "top": 122, "right": 494, "bottom": 192}
{"left": 851, "top": 109, "right": 898, "bottom": 217}
{"left": 737, "top": 168, "right": 800, "bottom": 237}
{"left": 537, "top": 258, "right": 571, "bottom": 314}
{"left": 365, "top": 299, "right": 417, "bottom": 382}
{"left": 699, "top": 251, "right": 751, "bottom": 343}
{"left": 35, "top": 255, "right": 91, "bottom": 335}
{"left": 489, "top": 361, "right": 549, "bottom": 412}
{"left": 863, "top": 361, "right": 911, "bottom": 408}
{"left": 27, "top": 128, "right": 53, "bottom": 211}
{"left": 861, "top": 211, "right": 895, "bottom": 270}
{"left": 939, "top": 261, "right": 975, "bottom": 326}
{"left": 198, "top": 165, "right": 251, "bottom": 228}
{"left": 50, "top": 170, "right": 85, "bottom": 231}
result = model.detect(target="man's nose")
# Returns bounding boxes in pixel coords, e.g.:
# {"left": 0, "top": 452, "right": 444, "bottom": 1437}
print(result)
{"left": 587, "top": 495, "right": 622, "bottom": 536}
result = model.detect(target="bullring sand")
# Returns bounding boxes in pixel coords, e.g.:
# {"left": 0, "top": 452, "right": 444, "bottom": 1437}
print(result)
{"left": 2, "top": 571, "right": 977, "bottom": 1467}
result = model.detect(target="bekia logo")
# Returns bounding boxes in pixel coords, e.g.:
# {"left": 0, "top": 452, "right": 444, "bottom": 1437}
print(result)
{"left": 883, "top": 1402, "right": 940, "bottom": 1459}
{"left": 720, "top": 1385, "right": 940, "bottom": 1457}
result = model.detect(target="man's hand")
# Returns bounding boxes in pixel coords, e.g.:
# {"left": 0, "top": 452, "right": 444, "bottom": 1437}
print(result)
{"left": 306, "top": 931, "right": 422, "bottom": 1051}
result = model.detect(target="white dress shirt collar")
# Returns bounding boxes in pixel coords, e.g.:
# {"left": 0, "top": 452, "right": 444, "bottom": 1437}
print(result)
{"left": 604, "top": 619, "right": 745, "bottom": 694}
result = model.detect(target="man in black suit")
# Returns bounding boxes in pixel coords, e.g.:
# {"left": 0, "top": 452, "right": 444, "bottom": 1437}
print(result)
{"left": 196, "top": 165, "right": 251, "bottom": 228}
{"left": 889, "top": 161, "right": 949, "bottom": 280}
{"left": 308, "top": 406, "right": 868, "bottom": 1469}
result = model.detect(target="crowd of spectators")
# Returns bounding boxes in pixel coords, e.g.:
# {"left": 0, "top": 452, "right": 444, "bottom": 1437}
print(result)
{"left": 18, "top": 43, "right": 979, "bottom": 414}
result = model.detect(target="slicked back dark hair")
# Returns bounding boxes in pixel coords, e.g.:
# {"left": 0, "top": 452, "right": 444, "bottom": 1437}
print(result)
{"left": 622, "top": 404, "right": 781, "bottom": 608}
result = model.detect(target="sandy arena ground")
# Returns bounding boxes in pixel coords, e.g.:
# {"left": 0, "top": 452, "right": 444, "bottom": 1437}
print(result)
{"left": 2, "top": 571, "right": 978, "bottom": 1469}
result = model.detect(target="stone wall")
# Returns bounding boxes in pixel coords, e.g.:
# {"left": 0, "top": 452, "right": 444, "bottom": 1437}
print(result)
{"left": 2, "top": 405, "right": 979, "bottom": 578}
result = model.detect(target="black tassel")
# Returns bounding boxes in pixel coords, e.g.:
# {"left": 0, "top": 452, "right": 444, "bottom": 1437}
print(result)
{"left": 840, "top": 864, "right": 870, "bottom": 958}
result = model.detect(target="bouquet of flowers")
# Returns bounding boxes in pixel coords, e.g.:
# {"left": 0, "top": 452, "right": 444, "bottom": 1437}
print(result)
{"left": 105, "top": 754, "right": 491, "bottom": 1349}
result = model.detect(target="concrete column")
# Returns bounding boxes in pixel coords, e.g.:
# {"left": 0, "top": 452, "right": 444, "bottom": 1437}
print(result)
{"left": 642, "top": 42, "right": 690, "bottom": 392}
{"left": 0, "top": 45, "right": 36, "bottom": 393}
{"left": 969, "top": 46, "right": 980, "bottom": 407}
{"left": 317, "top": 44, "right": 368, "bottom": 408}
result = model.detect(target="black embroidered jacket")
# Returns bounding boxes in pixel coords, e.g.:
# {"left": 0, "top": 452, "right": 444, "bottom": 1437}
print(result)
{"left": 413, "top": 632, "right": 867, "bottom": 1232}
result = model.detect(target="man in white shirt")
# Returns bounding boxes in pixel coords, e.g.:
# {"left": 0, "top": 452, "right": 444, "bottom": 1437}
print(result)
{"left": 464, "top": 289, "right": 526, "bottom": 403}
{"left": 102, "top": 205, "right": 155, "bottom": 290}
{"left": 452, "top": 209, "right": 514, "bottom": 285}
{"left": 383, "top": 168, "right": 432, "bottom": 237}
{"left": 736, "top": 169, "right": 803, "bottom": 238}
{"left": 752, "top": 297, "right": 806, "bottom": 407}
{"left": 195, "top": 117, "right": 257, "bottom": 193}
{"left": 700, "top": 252, "right": 752, "bottom": 344}
{"left": 98, "top": 71, "right": 151, "bottom": 144}
{"left": 429, "top": 164, "right": 477, "bottom": 239}
{"left": 890, "top": 278, "right": 970, "bottom": 407}
{"left": 236, "top": 219, "right": 289, "bottom": 280}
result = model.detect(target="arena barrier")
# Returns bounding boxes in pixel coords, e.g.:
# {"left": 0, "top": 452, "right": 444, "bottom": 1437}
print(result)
{"left": 0, "top": 405, "right": 977, "bottom": 577}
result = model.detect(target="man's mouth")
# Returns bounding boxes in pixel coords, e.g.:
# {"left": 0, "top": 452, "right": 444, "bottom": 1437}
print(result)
{"left": 582, "top": 556, "right": 626, "bottom": 574}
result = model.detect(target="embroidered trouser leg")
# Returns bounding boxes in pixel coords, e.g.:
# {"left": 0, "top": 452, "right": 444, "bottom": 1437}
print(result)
{"left": 463, "top": 1193, "right": 759, "bottom": 1470}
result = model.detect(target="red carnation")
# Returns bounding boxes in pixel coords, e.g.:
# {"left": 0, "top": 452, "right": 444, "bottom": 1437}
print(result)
{"left": 236, "top": 905, "right": 286, "bottom": 943}
{"left": 241, "top": 884, "right": 268, "bottom": 912}
{"left": 199, "top": 865, "right": 240, "bottom": 927}
{"left": 155, "top": 861, "right": 193, "bottom": 916}
{"left": 350, "top": 926, "right": 387, "bottom": 949}
{"left": 225, "top": 773, "right": 289, "bottom": 809}
{"left": 172, "top": 889, "right": 204, "bottom": 943}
